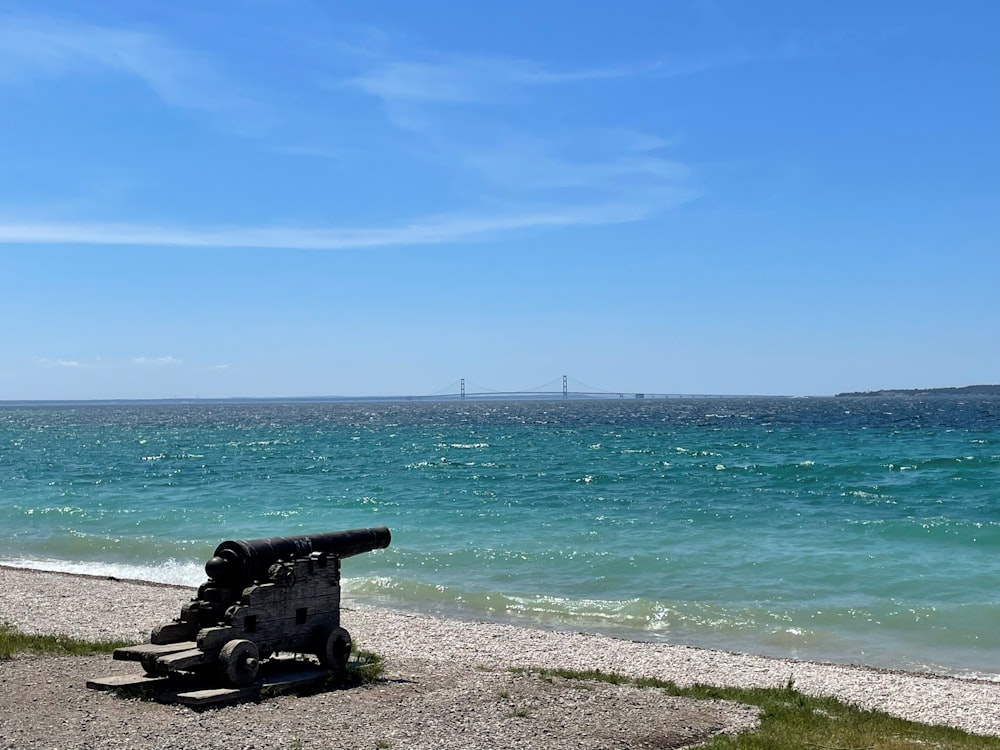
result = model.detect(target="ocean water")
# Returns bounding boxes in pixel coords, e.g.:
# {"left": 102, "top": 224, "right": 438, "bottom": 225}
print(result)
{"left": 1, "top": 397, "right": 998, "bottom": 679}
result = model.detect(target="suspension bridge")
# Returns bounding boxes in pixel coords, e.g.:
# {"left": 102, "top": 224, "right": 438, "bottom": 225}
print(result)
{"left": 3, "top": 377, "right": 764, "bottom": 406}
{"left": 383, "top": 375, "right": 744, "bottom": 402}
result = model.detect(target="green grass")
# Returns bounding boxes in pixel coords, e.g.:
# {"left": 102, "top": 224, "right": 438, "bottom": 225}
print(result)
{"left": 512, "top": 667, "right": 1000, "bottom": 750}
{"left": 0, "top": 621, "right": 131, "bottom": 660}
{"left": 337, "top": 647, "right": 386, "bottom": 687}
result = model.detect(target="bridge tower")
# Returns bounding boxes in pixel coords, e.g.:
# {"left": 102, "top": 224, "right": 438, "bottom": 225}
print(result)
{"left": 563, "top": 375, "right": 568, "bottom": 399}
{"left": 461, "top": 378, "right": 465, "bottom": 400}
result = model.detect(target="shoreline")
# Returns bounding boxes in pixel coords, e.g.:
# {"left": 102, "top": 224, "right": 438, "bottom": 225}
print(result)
{"left": 0, "top": 559, "right": 984, "bottom": 684}
{"left": 2, "top": 563, "right": 990, "bottom": 684}
{"left": 2, "top": 565, "right": 1000, "bottom": 737}
{"left": 0, "top": 563, "right": 979, "bottom": 685}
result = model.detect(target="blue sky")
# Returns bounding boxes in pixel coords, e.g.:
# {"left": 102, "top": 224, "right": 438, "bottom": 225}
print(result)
{"left": 1, "top": 1, "right": 997, "bottom": 399}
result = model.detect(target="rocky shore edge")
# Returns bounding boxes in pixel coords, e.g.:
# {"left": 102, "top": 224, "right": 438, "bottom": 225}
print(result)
{"left": 1, "top": 565, "right": 998, "bottom": 747}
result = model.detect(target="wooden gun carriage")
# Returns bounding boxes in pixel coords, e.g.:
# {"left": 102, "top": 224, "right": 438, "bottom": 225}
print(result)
{"left": 113, "top": 526, "right": 391, "bottom": 688}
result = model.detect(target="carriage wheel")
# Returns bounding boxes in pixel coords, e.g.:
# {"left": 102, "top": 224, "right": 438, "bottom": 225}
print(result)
{"left": 218, "top": 639, "right": 260, "bottom": 687}
{"left": 140, "top": 653, "right": 164, "bottom": 677}
{"left": 318, "top": 627, "right": 352, "bottom": 672}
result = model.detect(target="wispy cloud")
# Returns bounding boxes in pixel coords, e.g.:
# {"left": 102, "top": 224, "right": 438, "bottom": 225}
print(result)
{"left": 463, "top": 131, "right": 690, "bottom": 192}
{"left": 0, "top": 27, "right": 702, "bottom": 250}
{"left": 33, "top": 357, "right": 92, "bottom": 369}
{"left": 34, "top": 355, "right": 185, "bottom": 368}
{"left": 33, "top": 355, "right": 226, "bottom": 374}
{"left": 341, "top": 54, "right": 656, "bottom": 104}
{"left": 331, "top": 40, "right": 700, "bottom": 228}
{"left": 0, "top": 18, "right": 707, "bottom": 249}
{"left": 0, "top": 12, "right": 268, "bottom": 131}
{"left": 0, "top": 195, "right": 698, "bottom": 249}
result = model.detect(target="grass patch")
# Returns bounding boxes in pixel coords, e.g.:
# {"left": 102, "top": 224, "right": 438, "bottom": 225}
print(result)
{"left": 315, "top": 646, "right": 385, "bottom": 691}
{"left": 0, "top": 621, "right": 130, "bottom": 660}
{"left": 512, "top": 667, "right": 1000, "bottom": 750}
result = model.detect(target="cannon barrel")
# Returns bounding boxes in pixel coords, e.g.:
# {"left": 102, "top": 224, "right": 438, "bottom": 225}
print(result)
{"left": 205, "top": 526, "right": 391, "bottom": 586}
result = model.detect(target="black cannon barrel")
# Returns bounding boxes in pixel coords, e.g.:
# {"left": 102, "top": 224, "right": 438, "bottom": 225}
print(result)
{"left": 205, "top": 526, "right": 391, "bottom": 586}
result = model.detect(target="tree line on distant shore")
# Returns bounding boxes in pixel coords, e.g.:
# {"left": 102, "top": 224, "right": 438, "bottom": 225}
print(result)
{"left": 836, "top": 384, "right": 1000, "bottom": 397}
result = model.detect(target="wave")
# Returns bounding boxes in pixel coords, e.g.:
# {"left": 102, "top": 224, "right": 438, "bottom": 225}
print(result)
{"left": 342, "top": 575, "right": 843, "bottom": 650}
{"left": 0, "top": 557, "right": 204, "bottom": 587}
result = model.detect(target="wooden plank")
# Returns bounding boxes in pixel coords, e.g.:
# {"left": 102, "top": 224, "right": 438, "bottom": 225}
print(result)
{"left": 156, "top": 648, "right": 209, "bottom": 670}
{"left": 85, "top": 674, "right": 169, "bottom": 691}
{"left": 195, "top": 626, "right": 238, "bottom": 651}
{"left": 166, "top": 664, "right": 331, "bottom": 706}
{"left": 167, "top": 686, "right": 255, "bottom": 706}
{"left": 150, "top": 621, "right": 199, "bottom": 645}
{"left": 113, "top": 641, "right": 197, "bottom": 661}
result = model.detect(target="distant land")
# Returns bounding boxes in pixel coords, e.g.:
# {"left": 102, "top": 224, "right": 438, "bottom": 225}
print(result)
{"left": 836, "top": 385, "right": 1000, "bottom": 397}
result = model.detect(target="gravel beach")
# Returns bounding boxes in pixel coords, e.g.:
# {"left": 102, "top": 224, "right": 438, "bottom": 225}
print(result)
{"left": 1, "top": 565, "right": 999, "bottom": 748}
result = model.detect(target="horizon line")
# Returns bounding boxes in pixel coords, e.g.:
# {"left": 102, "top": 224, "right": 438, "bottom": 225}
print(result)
{"left": 0, "top": 391, "right": 803, "bottom": 406}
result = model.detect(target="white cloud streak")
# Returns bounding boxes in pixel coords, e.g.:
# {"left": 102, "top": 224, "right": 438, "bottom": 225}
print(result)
{"left": 34, "top": 356, "right": 185, "bottom": 368}
{"left": 0, "top": 194, "right": 699, "bottom": 249}
{"left": 0, "top": 12, "right": 266, "bottom": 129}
{"left": 342, "top": 55, "right": 657, "bottom": 104}
{"left": 0, "top": 18, "right": 704, "bottom": 249}
{"left": 331, "top": 44, "right": 701, "bottom": 233}
{"left": 34, "top": 357, "right": 90, "bottom": 368}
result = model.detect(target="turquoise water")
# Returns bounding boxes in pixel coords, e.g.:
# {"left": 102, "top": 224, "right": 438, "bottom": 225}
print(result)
{"left": 2, "top": 397, "right": 999, "bottom": 678}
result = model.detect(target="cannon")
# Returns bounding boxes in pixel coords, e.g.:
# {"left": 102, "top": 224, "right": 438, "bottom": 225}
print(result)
{"left": 112, "top": 526, "right": 390, "bottom": 688}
